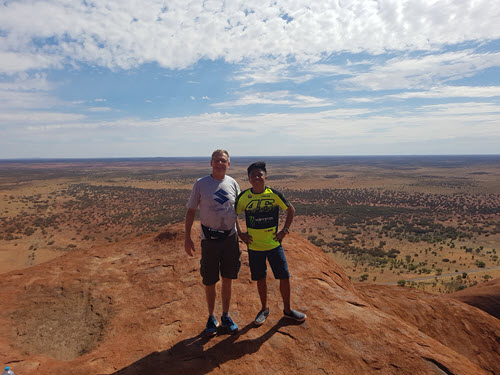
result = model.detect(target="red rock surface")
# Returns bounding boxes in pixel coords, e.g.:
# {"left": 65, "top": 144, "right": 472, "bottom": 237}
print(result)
{"left": 358, "top": 284, "right": 500, "bottom": 375}
{"left": 0, "top": 224, "right": 498, "bottom": 375}
{"left": 448, "top": 277, "right": 500, "bottom": 320}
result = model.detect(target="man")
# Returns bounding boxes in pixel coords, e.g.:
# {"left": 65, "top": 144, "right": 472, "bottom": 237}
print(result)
{"left": 184, "top": 149, "right": 241, "bottom": 336}
{"left": 236, "top": 161, "right": 306, "bottom": 325}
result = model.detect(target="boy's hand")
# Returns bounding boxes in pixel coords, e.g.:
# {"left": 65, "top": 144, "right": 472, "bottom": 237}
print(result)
{"left": 238, "top": 231, "right": 252, "bottom": 244}
{"left": 274, "top": 230, "right": 288, "bottom": 242}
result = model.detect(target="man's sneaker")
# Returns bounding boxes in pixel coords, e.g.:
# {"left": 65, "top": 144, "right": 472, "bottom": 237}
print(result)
{"left": 254, "top": 307, "right": 270, "bottom": 326}
{"left": 205, "top": 315, "right": 219, "bottom": 336}
{"left": 283, "top": 309, "right": 307, "bottom": 322}
{"left": 221, "top": 314, "right": 238, "bottom": 334}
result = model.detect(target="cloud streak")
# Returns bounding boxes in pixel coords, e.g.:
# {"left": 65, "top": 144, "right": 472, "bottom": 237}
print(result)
{"left": 4, "top": 101, "right": 497, "bottom": 156}
{"left": 213, "top": 90, "right": 333, "bottom": 108}
{"left": 340, "top": 51, "right": 500, "bottom": 90}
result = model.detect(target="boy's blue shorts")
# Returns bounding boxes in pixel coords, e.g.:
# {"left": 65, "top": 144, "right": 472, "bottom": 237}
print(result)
{"left": 248, "top": 245, "right": 290, "bottom": 280}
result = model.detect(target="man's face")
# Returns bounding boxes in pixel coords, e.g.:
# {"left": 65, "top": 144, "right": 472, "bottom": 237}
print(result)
{"left": 210, "top": 153, "right": 230, "bottom": 175}
{"left": 248, "top": 168, "right": 267, "bottom": 190}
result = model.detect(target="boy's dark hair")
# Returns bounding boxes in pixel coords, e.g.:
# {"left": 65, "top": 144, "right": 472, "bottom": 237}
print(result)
{"left": 247, "top": 161, "right": 267, "bottom": 175}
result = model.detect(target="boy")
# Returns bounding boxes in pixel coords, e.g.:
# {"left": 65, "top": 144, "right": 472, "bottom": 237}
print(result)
{"left": 235, "top": 161, "right": 306, "bottom": 325}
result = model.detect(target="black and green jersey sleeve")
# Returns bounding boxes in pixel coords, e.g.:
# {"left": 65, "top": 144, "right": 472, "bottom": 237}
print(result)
{"left": 235, "top": 187, "right": 290, "bottom": 251}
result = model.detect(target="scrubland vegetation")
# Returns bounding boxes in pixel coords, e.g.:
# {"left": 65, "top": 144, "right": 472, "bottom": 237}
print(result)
{"left": 1, "top": 184, "right": 189, "bottom": 242}
{"left": 287, "top": 187, "right": 499, "bottom": 292}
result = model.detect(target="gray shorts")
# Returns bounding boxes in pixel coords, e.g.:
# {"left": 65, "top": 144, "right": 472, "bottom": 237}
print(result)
{"left": 200, "top": 233, "right": 241, "bottom": 285}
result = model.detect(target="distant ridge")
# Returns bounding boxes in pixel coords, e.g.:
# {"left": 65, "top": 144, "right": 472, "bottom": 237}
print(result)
{"left": 1, "top": 154, "right": 499, "bottom": 164}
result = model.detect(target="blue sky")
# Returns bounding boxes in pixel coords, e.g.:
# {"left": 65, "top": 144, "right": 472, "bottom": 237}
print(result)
{"left": 0, "top": 0, "right": 499, "bottom": 158}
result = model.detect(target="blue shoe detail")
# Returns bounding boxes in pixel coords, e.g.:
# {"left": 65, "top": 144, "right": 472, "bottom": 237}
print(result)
{"left": 221, "top": 314, "right": 238, "bottom": 334}
{"left": 205, "top": 315, "right": 219, "bottom": 336}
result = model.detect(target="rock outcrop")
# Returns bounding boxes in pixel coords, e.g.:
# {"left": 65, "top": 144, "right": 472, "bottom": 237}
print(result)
{"left": 0, "top": 224, "right": 498, "bottom": 375}
{"left": 449, "top": 277, "right": 500, "bottom": 320}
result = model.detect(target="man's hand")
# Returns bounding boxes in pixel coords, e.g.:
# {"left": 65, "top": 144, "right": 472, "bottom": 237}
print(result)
{"left": 238, "top": 231, "right": 252, "bottom": 245}
{"left": 184, "top": 236, "right": 196, "bottom": 256}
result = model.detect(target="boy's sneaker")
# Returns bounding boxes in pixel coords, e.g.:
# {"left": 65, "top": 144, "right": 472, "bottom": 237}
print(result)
{"left": 221, "top": 314, "right": 238, "bottom": 334}
{"left": 283, "top": 309, "right": 307, "bottom": 322}
{"left": 254, "top": 307, "right": 270, "bottom": 326}
{"left": 205, "top": 315, "right": 219, "bottom": 336}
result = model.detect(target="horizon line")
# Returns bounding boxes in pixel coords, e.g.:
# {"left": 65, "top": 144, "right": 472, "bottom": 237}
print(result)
{"left": 1, "top": 154, "right": 499, "bottom": 162}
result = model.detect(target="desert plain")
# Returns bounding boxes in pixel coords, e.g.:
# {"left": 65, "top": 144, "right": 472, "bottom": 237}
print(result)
{"left": 1, "top": 155, "right": 498, "bottom": 294}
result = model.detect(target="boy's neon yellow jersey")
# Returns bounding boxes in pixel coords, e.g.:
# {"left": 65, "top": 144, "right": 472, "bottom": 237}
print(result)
{"left": 235, "top": 186, "right": 290, "bottom": 251}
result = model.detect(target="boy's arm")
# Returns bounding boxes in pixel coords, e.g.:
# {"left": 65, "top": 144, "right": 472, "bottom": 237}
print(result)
{"left": 235, "top": 191, "right": 252, "bottom": 245}
{"left": 236, "top": 215, "right": 252, "bottom": 244}
{"left": 274, "top": 203, "right": 295, "bottom": 241}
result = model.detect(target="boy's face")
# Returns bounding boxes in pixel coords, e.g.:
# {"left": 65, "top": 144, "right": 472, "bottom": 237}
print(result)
{"left": 248, "top": 168, "right": 267, "bottom": 191}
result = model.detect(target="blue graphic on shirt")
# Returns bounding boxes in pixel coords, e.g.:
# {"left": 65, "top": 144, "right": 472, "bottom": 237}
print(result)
{"left": 214, "top": 189, "right": 229, "bottom": 204}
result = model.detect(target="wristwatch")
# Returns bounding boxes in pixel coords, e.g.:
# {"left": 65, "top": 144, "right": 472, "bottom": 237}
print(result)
{"left": 282, "top": 227, "right": 290, "bottom": 234}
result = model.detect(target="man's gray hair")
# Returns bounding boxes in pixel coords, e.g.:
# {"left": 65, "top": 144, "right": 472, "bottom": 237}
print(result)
{"left": 211, "top": 149, "right": 230, "bottom": 161}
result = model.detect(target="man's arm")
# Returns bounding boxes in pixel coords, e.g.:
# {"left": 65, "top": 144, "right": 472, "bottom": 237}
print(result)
{"left": 274, "top": 203, "right": 295, "bottom": 242}
{"left": 184, "top": 208, "right": 196, "bottom": 256}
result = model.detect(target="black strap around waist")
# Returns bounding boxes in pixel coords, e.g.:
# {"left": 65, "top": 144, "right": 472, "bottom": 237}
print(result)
{"left": 201, "top": 224, "right": 232, "bottom": 240}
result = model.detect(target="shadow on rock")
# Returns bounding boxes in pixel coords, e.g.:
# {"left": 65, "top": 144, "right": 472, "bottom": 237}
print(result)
{"left": 113, "top": 319, "right": 303, "bottom": 375}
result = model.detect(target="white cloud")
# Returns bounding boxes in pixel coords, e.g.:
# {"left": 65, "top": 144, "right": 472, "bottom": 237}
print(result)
{"left": 341, "top": 51, "right": 500, "bottom": 90}
{"left": 0, "top": 90, "right": 61, "bottom": 110}
{"left": 0, "top": 73, "right": 65, "bottom": 114}
{"left": 307, "top": 64, "right": 352, "bottom": 76}
{"left": 388, "top": 86, "right": 500, "bottom": 99}
{"left": 214, "top": 90, "right": 333, "bottom": 108}
{"left": 88, "top": 107, "right": 112, "bottom": 112}
{"left": 346, "top": 85, "right": 500, "bottom": 104}
{"left": 1, "top": 0, "right": 499, "bottom": 73}
{"left": 235, "top": 60, "right": 315, "bottom": 86}
{"left": 0, "top": 73, "right": 54, "bottom": 91}
{"left": 0, "top": 52, "right": 62, "bottom": 75}
{"left": 0, "top": 111, "right": 86, "bottom": 125}
{"left": 419, "top": 102, "right": 500, "bottom": 116}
